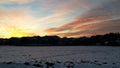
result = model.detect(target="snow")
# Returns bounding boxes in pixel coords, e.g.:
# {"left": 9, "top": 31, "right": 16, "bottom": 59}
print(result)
{"left": 0, "top": 46, "right": 120, "bottom": 68}
{"left": 0, "top": 62, "right": 120, "bottom": 68}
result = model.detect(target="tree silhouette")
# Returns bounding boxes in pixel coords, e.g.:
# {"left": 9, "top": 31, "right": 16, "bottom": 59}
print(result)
{"left": 0, "top": 32, "right": 119, "bottom": 46}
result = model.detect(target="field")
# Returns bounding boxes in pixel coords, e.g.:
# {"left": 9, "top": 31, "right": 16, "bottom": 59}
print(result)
{"left": 0, "top": 46, "right": 120, "bottom": 68}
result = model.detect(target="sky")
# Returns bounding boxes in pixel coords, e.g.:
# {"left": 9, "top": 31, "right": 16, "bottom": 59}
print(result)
{"left": 0, "top": 0, "right": 120, "bottom": 38}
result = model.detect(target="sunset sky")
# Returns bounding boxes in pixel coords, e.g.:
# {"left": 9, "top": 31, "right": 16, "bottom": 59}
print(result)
{"left": 0, "top": 0, "right": 120, "bottom": 38}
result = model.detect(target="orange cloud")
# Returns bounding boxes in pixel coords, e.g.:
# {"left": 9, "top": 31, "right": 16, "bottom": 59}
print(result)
{"left": 45, "top": 15, "right": 108, "bottom": 33}
{"left": 0, "top": 8, "right": 40, "bottom": 38}
{"left": 0, "top": 8, "right": 38, "bottom": 29}
{"left": 0, "top": 7, "right": 68, "bottom": 38}
{"left": 74, "top": 19, "right": 120, "bottom": 30}
{"left": 36, "top": 13, "right": 67, "bottom": 24}
{"left": 45, "top": 0, "right": 120, "bottom": 38}
{"left": 1, "top": 25, "right": 37, "bottom": 38}
{"left": 45, "top": 18, "right": 120, "bottom": 38}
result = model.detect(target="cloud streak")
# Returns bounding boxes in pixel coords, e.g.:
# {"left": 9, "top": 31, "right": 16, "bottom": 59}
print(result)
{"left": 0, "top": 0, "right": 120, "bottom": 38}
{"left": 0, "top": 8, "right": 39, "bottom": 38}
{"left": 45, "top": 0, "right": 120, "bottom": 38}
{"left": 46, "top": 19, "right": 120, "bottom": 38}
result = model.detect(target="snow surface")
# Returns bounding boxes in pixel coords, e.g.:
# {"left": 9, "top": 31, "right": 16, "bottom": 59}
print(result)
{"left": 0, "top": 63, "right": 120, "bottom": 68}
{"left": 0, "top": 46, "right": 120, "bottom": 68}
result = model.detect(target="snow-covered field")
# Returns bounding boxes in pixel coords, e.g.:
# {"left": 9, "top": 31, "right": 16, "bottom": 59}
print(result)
{"left": 0, "top": 46, "right": 120, "bottom": 68}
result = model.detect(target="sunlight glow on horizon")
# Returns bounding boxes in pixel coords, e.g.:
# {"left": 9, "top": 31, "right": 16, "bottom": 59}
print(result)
{"left": 0, "top": 0, "right": 119, "bottom": 38}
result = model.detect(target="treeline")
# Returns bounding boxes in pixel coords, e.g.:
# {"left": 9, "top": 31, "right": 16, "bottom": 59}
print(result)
{"left": 0, "top": 33, "right": 120, "bottom": 46}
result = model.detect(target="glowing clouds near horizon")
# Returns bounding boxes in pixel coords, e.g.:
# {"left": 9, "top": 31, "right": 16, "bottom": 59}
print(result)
{"left": 45, "top": 0, "right": 120, "bottom": 38}
{"left": 0, "top": 0, "right": 120, "bottom": 38}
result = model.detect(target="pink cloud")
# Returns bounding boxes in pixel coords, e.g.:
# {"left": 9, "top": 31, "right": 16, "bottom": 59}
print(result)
{"left": 45, "top": 0, "right": 120, "bottom": 38}
{"left": 45, "top": 19, "right": 120, "bottom": 38}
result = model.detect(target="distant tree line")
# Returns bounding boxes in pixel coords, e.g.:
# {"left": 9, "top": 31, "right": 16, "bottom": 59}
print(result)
{"left": 0, "top": 33, "right": 120, "bottom": 46}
